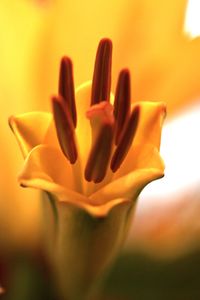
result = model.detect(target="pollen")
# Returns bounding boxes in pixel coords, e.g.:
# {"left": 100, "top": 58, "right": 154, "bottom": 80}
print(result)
{"left": 91, "top": 38, "right": 112, "bottom": 106}
{"left": 114, "top": 69, "right": 131, "bottom": 145}
{"left": 85, "top": 124, "right": 114, "bottom": 183}
{"left": 52, "top": 38, "right": 140, "bottom": 183}
{"left": 111, "top": 105, "right": 140, "bottom": 172}
{"left": 52, "top": 95, "right": 77, "bottom": 164}
{"left": 59, "top": 57, "right": 77, "bottom": 127}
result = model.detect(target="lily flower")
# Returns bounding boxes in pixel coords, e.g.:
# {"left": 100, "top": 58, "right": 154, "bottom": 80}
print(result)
{"left": 1, "top": 0, "right": 200, "bottom": 252}
{"left": 9, "top": 39, "right": 165, "bottom": 299}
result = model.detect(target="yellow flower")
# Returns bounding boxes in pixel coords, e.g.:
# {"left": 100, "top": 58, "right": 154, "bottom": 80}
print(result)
{"left": 1, "top": 0, "right": 200, "bottom": 251}
{"left": 9, "top": 39, "right": 165, "bottom": 299}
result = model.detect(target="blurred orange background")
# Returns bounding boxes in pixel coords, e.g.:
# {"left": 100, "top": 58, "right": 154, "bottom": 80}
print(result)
{"left": 0, "top": 0, "right": 200, "bottom": 258}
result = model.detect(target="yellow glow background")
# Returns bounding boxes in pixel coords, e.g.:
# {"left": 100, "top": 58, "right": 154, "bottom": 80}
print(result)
{"left": 128, "top": 0, "right": 200, "bottom": 255}
{"left": 0, "top": 0, "right": 200, "bottom": 256}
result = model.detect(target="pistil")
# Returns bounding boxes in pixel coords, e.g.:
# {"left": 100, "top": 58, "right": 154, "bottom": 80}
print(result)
{"left": 84, "top": 101, "right": 114, "bottom": 183}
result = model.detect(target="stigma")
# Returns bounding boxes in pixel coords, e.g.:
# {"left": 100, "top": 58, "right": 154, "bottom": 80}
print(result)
{"left": 52, "top": 38, "right": 140, "bottom": 183}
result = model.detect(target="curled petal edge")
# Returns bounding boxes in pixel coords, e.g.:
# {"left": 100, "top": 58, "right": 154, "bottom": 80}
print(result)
{"left": 19, "top": 147, "right": 164, "bottom": 217}
{"left": 90, "top": 167, "right": 164, "bottom": 206}
{"left": 19, "top": 176, "right": 130, "bottom": 217}
{"left": 9, "top": 112, "right": 52, "bottom": 158}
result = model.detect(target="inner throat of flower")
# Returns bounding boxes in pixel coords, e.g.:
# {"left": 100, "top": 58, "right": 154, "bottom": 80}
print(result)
{"left": 52, "top": 38, "right": 140, "bottom": 184}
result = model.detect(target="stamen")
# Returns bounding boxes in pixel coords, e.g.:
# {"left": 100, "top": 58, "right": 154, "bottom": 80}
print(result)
{"left": 59, "top": 57, "right": 77, "bottom": 127}
{"left": 114, "top": 69, "right": 131, "bottom": 145}
{"left": 91, "top": 38, "right": 112, "bottom": 105}
{"left": 85, "top": 124, "right": 114, "bottom": 183}
{"left": 85, "top": 102, "right": 114, "bottom": 183}
{"left": 52, "top": 95, "right": 77, "bottom": 164}
{"left": 111, "top": 105, "right": 140, "bottom": 172}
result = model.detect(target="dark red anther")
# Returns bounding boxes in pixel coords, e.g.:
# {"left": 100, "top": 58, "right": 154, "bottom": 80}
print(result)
{"left": 111, "top": 105, "right": 140, "bottom": 172}
{"left": 91, "top": 38, "right": 112, "bottom": 105}
{"left": 52, "top": 95, "right": 77, "bottom": 164}
{"left": 114, "top": 69, "right": 131, "bottom": 145}
{"left": 59, "top": 57, "right": 77, "bottom": 127}
{"left": 85, "top": 124, "right": 113, "bottom": 183}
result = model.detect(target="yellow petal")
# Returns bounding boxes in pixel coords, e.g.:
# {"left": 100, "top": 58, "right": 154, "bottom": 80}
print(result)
{"left": 43, "top": 119, "right": 61, "bottom": 150}
{"left": 115, "top": 143, "right": 164, "bottom": 179}
{"left": 19, "top": 144, "right": 131, "bottom": 217}
{"left": 90, "top": 147, "right": 164, "bottom": 205}
{"left": 9, "top": 112, "right": 52, "bottom": 158}
{"left": 132, "top": 101, "right": 166, "bottom": 150}
{"left": 113, "top": 101, "right": 166, "bottom": 178}
{"left": 19, "top": 144, "right": 74, "bottom": 190}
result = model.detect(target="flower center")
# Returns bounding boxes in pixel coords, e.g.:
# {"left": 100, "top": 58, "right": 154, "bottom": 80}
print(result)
{"left": 52, "top": 39, "right": 140, "bottom": 183}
